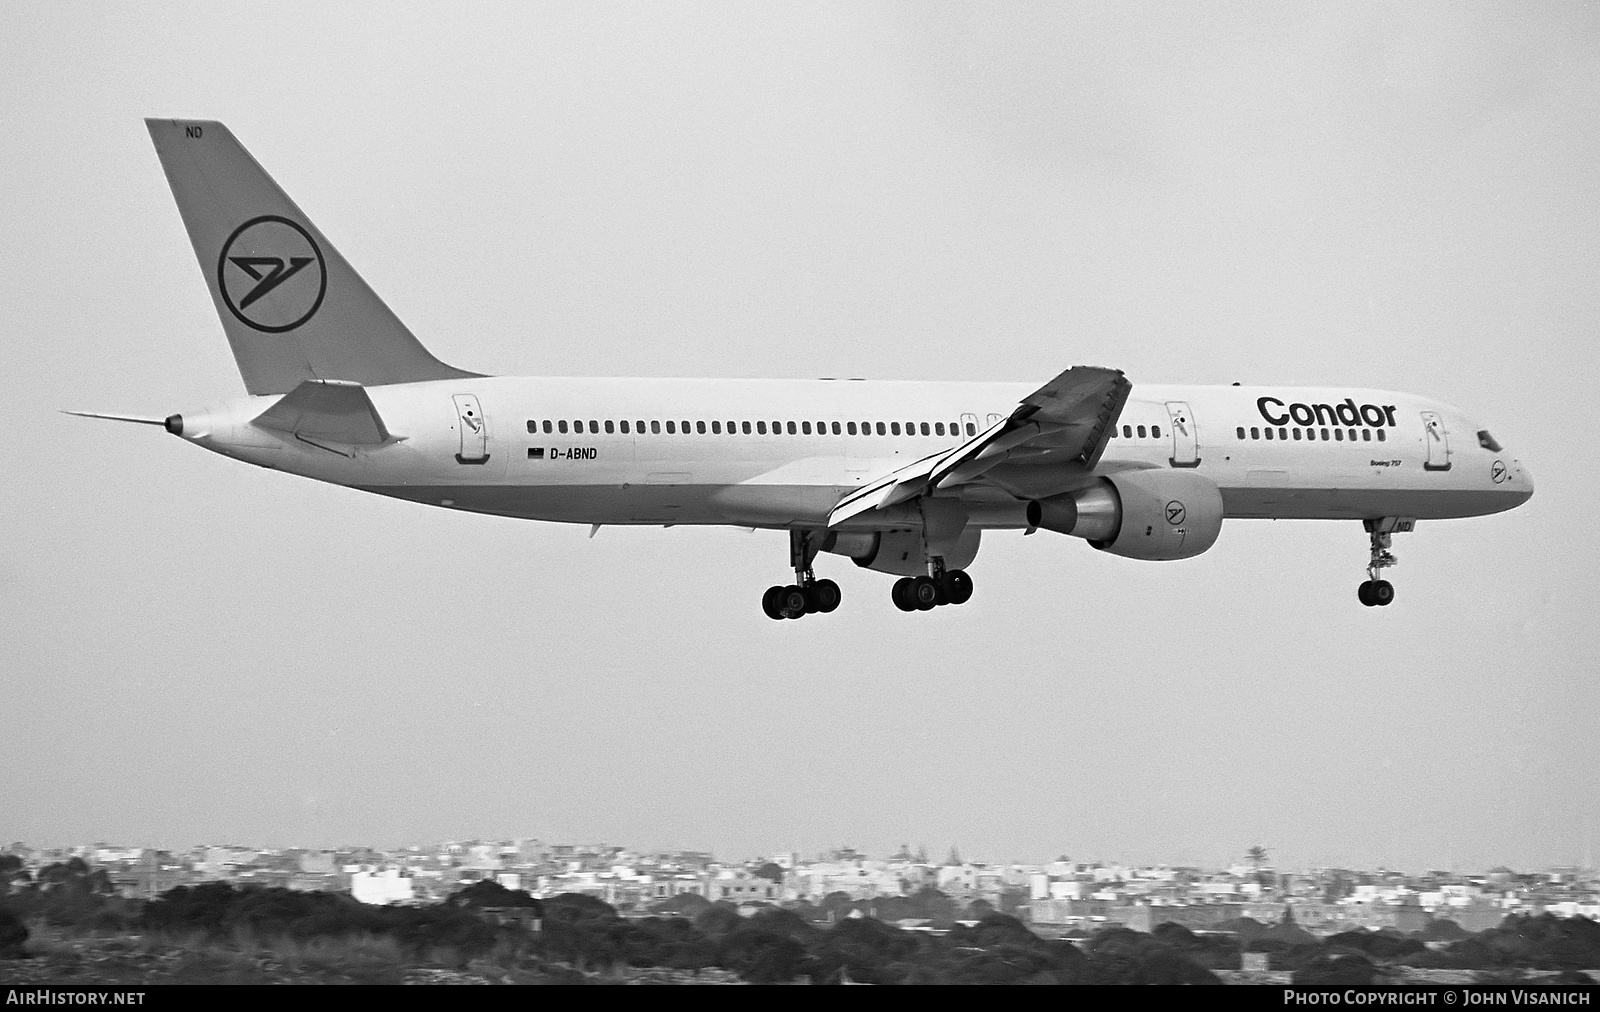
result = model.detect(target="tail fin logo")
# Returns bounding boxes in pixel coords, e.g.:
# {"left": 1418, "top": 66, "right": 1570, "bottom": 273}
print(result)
{"left": 217, "top": 215, "right": 327, "bottom": 333}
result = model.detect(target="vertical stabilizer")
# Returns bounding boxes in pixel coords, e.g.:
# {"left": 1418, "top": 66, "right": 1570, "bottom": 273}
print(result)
{"left": 146, "top": 119, "right": 479, "bottom": 395}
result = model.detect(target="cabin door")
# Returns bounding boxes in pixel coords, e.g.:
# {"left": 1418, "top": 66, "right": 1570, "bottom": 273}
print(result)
{"left": 1165, "top": 401, "right": 1200, "bottom": 467}
{"left": 453, "top": 394, "right": 490, "bottom": 464}
{"left": 1421, "top": 410, "right": 1451, "bottom": 471}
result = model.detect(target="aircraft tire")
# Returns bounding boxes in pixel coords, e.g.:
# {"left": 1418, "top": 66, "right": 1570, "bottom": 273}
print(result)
{"left": 892, "top": 578, "right": 916, "bottom": 612}
{"left": 912, "top": 576, "right": 939, "bottom": 611}
{"left": 1357, "top": 581, "right": 1374, "bottom": 607}
{"left": 762, "top": 585, "right": 787, "bottom": 620}
{"left": 1372, "top": 580, "right": 1395, "bottom": 607}
{"left": 812, "top": 579, "right": 842, "bottom": 613}
{"left": 781, "top": 585, "right": 809, "bottom": 618}
{"left": 944, "top": 570, "right": 973, "bottom": 605}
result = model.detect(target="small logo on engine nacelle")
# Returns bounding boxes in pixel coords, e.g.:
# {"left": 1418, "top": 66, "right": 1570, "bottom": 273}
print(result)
{"left": 1165, "top": 500, "right": 1186, "bottom": 525}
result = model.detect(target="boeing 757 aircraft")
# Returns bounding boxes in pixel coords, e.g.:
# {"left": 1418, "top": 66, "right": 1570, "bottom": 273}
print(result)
{"left": 71, "top": 120, "right": 1534, "bottom": 617}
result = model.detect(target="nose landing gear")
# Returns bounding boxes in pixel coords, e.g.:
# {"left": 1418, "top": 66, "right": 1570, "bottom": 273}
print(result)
{"left": 762, "top": 530, "right": 842, "bottom": 620}
{"left": 1358, "top": 518, "right": 1407, "bottom": 607}
{"left": 892, "top": 558, "right": 973, "bottom": 613}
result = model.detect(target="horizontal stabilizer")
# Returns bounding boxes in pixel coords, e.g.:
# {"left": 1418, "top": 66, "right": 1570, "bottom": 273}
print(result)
{"left": 251, "top": 380, "right": 391, "bottom": 445}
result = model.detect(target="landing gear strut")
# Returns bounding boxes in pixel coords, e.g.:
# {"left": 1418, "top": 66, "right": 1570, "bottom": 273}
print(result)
{"left": 1358, "top": 518, "right": 1400, "bottom": 607}
{"left": 892, "top": 556, "right": 973, "bottom": 613}
{"left": 762, "top": 530, "right": 842, "bottom": 620}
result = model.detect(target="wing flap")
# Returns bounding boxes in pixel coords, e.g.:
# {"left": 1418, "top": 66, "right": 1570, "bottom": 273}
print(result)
{"left": 251, "top": 379, "right": 391, "bottom": 445}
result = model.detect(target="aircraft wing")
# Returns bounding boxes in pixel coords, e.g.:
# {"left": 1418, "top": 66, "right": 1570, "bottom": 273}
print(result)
{"left": 827, "top": 365, "right": 1129, "bottom": 527}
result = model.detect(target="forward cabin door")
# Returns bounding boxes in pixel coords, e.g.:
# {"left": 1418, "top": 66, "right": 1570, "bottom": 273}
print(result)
{"left": 1421, "top": 410, "right": 1451, "bottom": 471}
{"left": 453, "top": 393, "right": 490, "bottom": 464}
{"left": 1165, "top": 401, "right": 1200, "bottom": 467}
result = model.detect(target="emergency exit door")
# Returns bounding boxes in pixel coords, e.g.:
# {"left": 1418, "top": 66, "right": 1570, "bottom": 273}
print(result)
{"left": 453, "top": 394, "right": 490, "bottom": 464}
{"left": 1165, "top": 401, "right": 1200, "bottom": 467}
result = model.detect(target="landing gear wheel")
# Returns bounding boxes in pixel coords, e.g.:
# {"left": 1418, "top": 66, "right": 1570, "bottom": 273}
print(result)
{"left": 780, "top": 584, "right": 809, "bottom": 618}
{"left": 911, "top": 575, "right": 939, "bottom": 611}
{"left": 1358, "top": 581, "right": 1374, "bottom": 607}
{"left": 762, "top": 585, "right": 786, "bottom": 620}
{"left": 1371, "top": 579, "right": 1394, "bottom": 607}
{"left": 809, "top": 579, "right": 842, "bottom": 614}
{"left": 942, "top": 569, "right": 973, "bottom": 605}
{"left": 892, "top": 577, "right": 917, "bottom": 612}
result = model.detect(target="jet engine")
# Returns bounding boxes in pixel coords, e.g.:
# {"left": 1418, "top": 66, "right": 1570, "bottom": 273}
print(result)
{"left": 1028, "top": 469, "right": 1224, "bottom": 561}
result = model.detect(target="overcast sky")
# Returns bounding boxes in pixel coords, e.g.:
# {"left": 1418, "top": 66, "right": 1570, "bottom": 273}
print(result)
{"left": 2, "top": 2, "right": 1596, "bottom": 873}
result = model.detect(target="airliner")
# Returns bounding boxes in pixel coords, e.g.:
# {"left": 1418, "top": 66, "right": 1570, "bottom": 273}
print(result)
{"left": 71, "top": 120, "right": 1534, "bottom": 617}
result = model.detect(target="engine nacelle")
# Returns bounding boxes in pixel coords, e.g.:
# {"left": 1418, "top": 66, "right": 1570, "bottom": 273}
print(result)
{"left": 821, "top": 527, "right": 981, "bottom": 577}
{"left": 1028, "top": 470, "right": 1224, "bottom": 561}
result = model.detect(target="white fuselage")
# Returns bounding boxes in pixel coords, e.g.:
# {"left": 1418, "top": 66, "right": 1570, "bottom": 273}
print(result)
{"left": 176, "top": 377, "right": 1533, "bottom": 530}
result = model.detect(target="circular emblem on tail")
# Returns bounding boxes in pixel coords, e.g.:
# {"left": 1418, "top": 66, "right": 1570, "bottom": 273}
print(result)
{"left": 217, "top": 215, "right": 327, "bottom": 333}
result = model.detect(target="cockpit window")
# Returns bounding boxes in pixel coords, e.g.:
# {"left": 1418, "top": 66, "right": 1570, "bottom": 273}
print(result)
{"left": 1477, "top": 430, "right": 1503, "bottom": 452}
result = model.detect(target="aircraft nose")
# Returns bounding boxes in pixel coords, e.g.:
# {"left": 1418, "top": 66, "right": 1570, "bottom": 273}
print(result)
{"left": 1515, "top": 460, "right": 1534, "bottom": 503}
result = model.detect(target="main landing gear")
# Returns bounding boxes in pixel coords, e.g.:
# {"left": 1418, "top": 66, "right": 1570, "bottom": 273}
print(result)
{"left": 892, "top": 559, "right": 973, "bottom": 613}
{"left": 762, "top": 530, "right": 842, "bottom": 620}
{"left": 1358, "top": 518, "right": 1400, "bottom": 607}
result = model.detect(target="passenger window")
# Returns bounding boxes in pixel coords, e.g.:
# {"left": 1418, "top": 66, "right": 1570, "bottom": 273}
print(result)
{"left": 1321, "top": 428, "right": 1330, "bottom": 440}
{"left": 757, "top": 421, "right": 767, "bottom": 434}
{"left": 1236, "top": 427, "right": 1245, "bottom": 440}
{"left": 604, "top": 420, "right": 614, "bottom": 434}
{"left": 772, "top": 420, "right": 781, "bottom": 433}
{"left": 936, "top": 422, "right": 946, "bottom": 436}
{"left": 711, "top": 421, "right": 721, "bottom": 434}
{"left": 847, "top": 422, "right": 857, "bottom": 435}
{"left": 920, "top": 422, "right": 930, "bottom": 435}
{"left": 1362, "top": 429, "right": 1370, "bottom": 441}
{"left": 621, "top": 420, "right": 630, "bottom": 434}
{"left": 1123, "top": 425, "right": 1132, "bottom": 438}
{"left": 544, "top": 420, "right": 553, "bottom": 434}
{"left": 1376, "top": 429, "right": 1386, "bottom": 442}
{"left": 1251, "top": 427, "right": 1259, "bottom": 439}
{"left": 1137, "top": 425, "right": 1146, "bottom": 438}
{"left": 891, "top": 422, "right": 901, "bottom": 436}
{"left": 1279, "top": 428, "right": 1287, "bottom": 439}
{"left": 781, "top": 421, "right": 791, "bottom": 435}
{"left": 697, "top": 421, "right": 706, "bottom": 434}
{"left": 666, "top": 421, "right": 675, "bottom": 434}
{"left": 966, "top": 422, "right": 976, "bottom": 435}
{"left": 877, "top": 422, "right": 887, "bottom": 435}
{"left": 742, "top": 421, "right": 751, "bottom": 434}
{"left": 1266, "top": 428, "right": 1275, "bottom": 440}
{"left": 526, "top": 420, "right": 536, "bottom": 434}
{"left": 906, "top": 421, "right": 915, "bottom": 434}
{"left": 558, "top": 420, "right": 568, "bottom": 434}
{"left": 1334, "top": 429, "right": 1343, "bottom": 441}
{"left": 832, "top": 421, "right": 841, "bottom": 435}
{"left": 584, "top": 420, "right": 594, "bottom": 434}
{"left": 651, "top": 421, "right": 660, "bottom": 434}
{"left": 1348, "top": 429, "right": 1357, "bottom": 441}
{"left": 637, "top": 420, "right": 646, "bottom": 433}
{"left": 1292, "top": 428, "right": 1301, "bottom": 440}
{"left": 801, "top": 421, "right": 811, "bottom": 435}
{"left": 1152, "top": 425, "right": 1161, "bottom": 439}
